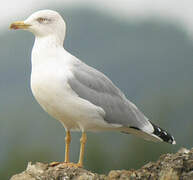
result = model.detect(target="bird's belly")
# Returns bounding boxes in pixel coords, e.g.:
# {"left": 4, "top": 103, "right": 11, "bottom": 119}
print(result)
{"left": 31, "top": 77, "right": 79, "bottom": 130}
{"left": 31, "top": 73, "right": 109, "bottom": 131}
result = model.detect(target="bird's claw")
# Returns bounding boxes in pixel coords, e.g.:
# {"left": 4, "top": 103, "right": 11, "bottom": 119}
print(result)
{"left": 49, "top": 162, "right": 82, "bottom": 168}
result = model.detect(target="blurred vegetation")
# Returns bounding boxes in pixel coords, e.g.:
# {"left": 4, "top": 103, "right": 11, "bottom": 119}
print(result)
{"left": 0, "top": 7, "right": 193, "bottom": 179}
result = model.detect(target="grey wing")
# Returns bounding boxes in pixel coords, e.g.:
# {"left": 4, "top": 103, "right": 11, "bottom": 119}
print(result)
{"left": 68, "top": 60, "right": 153, "bottom": 133}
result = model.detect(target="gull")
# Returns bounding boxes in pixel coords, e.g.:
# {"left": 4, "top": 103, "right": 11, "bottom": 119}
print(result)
{"left": 10, "top": 10, "right": 176, "bottom": 167}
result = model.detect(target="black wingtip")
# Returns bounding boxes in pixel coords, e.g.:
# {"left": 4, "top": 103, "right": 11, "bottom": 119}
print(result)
{"left": 151, "top": 123, "right": 176, "bottom": 145}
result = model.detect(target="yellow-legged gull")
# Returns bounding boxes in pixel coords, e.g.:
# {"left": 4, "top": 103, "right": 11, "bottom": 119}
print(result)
{"left": 10, "top": 10, "right": 176, "bottom": 167}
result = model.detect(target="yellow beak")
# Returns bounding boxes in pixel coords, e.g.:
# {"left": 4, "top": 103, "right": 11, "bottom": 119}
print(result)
{"left": 10, "top": 21, "right": 31, "bottom": 30}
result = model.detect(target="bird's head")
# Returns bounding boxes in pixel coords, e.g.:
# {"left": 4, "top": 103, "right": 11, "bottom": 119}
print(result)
{"left": 10, "top": 10, "right": 66, "bottom": 44}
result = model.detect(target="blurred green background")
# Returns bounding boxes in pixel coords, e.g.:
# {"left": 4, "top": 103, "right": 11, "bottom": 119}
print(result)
{"left": 1, "top": 3, "right": 193, "bottom": 180}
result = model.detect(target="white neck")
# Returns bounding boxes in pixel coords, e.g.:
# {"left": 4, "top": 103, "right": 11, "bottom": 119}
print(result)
{"left": 31, "top": 35, "right": 65, "bottom": 69}
{"left": 33, "top": 35, "right": 64, "bottom": 49}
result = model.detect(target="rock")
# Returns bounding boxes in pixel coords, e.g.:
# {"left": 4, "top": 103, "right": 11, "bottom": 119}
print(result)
{"left": 10, "top": 148, "right": 193, "bottom": 180}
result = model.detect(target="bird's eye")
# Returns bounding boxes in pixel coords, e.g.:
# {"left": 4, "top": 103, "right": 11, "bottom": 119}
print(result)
{"left": 37, "top": 17, "right": 49, "bottom": 23}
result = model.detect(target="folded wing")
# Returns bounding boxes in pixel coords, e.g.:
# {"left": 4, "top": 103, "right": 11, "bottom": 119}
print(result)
{"left": 68, "top": 60, "right": 154, "bottom": 134}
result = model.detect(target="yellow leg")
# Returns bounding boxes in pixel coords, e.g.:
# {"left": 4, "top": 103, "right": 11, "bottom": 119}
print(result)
{"left": 50, "top": 131, "right": 86, "bottom": 168}
{"left": 49, "top": 130, "right": 71, "bottom": 167}
{"left": 64, "top": 130, "right": 71, "bottom": 163}
{"left": 77, "top": 132, "right": 87, "bottom": 167}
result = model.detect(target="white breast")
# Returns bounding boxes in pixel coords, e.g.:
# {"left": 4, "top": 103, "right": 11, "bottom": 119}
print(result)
{"left": 31, "top": 59, "right": 78, "bottom": 128}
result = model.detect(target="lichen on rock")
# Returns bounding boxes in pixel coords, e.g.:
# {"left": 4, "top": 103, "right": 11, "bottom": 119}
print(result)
{"left": 10, "top": 148, "right": 193, "bottom": 180}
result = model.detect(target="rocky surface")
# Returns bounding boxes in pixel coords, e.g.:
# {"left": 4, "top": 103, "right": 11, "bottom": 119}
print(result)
{"left": 10, "top": 148, "right": 193, "bottom": 180}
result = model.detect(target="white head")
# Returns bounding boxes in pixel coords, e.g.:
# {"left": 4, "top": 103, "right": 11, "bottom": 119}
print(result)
{"left": 10, "top": 10, "right": 66, "bottom": 46}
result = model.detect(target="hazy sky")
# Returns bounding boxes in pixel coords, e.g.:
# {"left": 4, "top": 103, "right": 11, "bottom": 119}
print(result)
{"left": 2, "top": 0, "right": 193, "bottom": 37}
